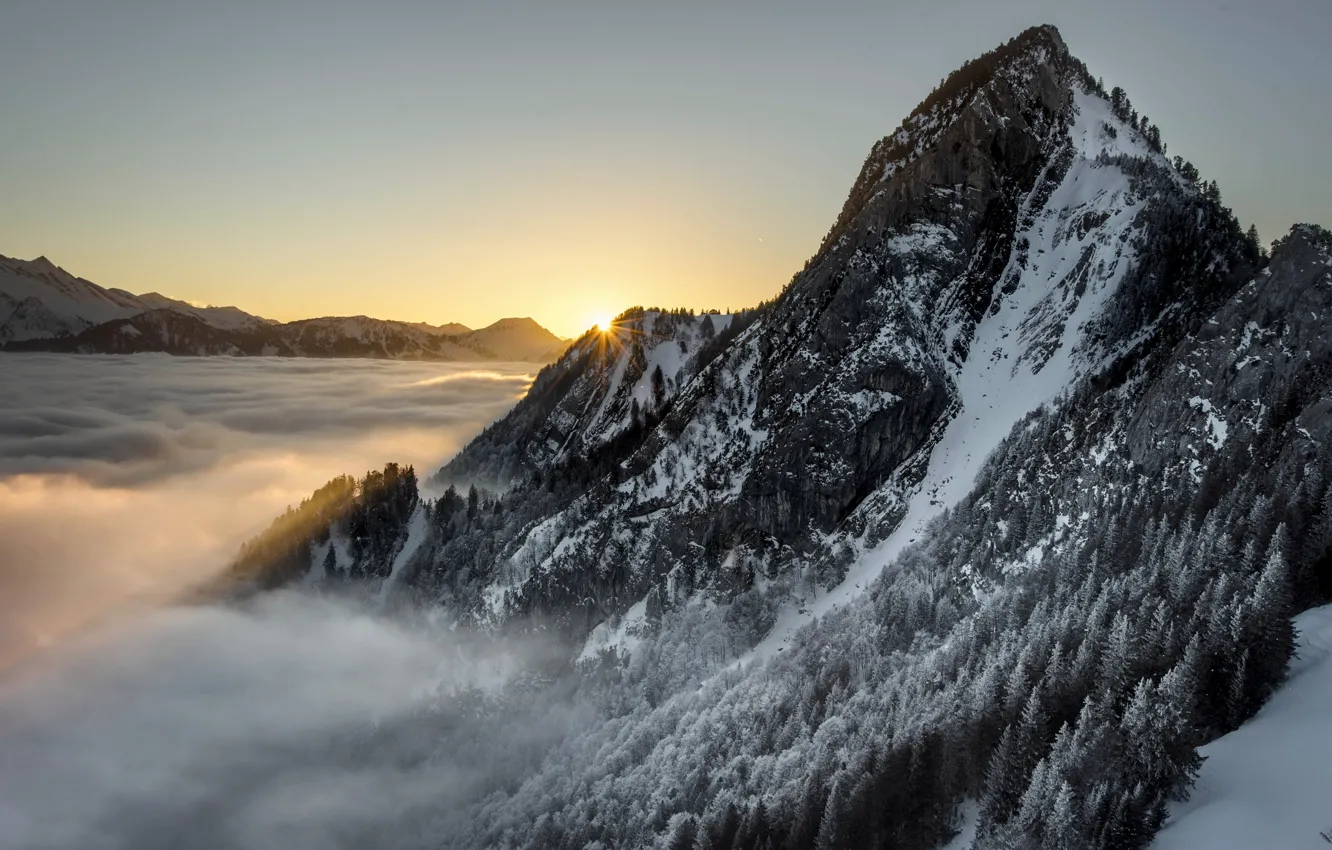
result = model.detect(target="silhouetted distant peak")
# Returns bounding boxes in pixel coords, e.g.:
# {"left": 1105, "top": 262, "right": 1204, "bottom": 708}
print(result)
{"left": 26, "top": 256, "right": 64, "bottom": 274}
{"left": 488, "top": 317, "right": 541, "bottom": 330}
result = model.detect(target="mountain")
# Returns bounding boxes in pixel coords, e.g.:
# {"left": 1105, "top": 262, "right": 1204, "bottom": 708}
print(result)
{"left": 459, "top": 316, "right": 571, "bottom": 362}
{"left": 223, "top": 26, "right": 1331, "bottom": 850}
{"left": 0, "top": 254, "right": 568, "bottom": 362}
{"left": 276, "top": 314, "right": 566, "bottom": 361}
{"left": 0, "top": 254, "right": 159, "bottom": 342}
{"left": 0, "top": 253, "right": 270, "bottom": 343}
{"left": 403, "top": 320, "right": 472, "bottom": 336}
{"left": 132, "top": 291, "right": 273, "bottom": 331}
{"left": 9, "top": 311, "right": 568, "bottom": 362}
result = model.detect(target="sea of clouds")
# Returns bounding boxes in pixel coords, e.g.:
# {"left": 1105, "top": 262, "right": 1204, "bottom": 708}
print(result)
{"left": 0, "top": 352, "right": 533, "bottom": 664}
{"left": 0, "top": 591, "right": 586, "bottom": 850}
{"left": 0, "top": 353, "right": 570, "bottom": 849}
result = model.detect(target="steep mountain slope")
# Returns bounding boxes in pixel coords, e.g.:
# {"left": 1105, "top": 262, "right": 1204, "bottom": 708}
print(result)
{"left": 434, "top": 307, "right": 755, "bottom": 491}
{"left": 402, "top": 25, "right": 1250, "bottom": 637}
{"left": 0, "top": 254, "right": 272, "bottom": 342}
{"left": 225, "top": 25, "right": 1330, "bottom": 850}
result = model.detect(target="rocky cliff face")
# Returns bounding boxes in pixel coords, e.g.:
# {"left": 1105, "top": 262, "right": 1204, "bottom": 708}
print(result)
{"left": 1128, "top": 224, "right": 1332, "bottom": 472}
{"left": 433, "top": 307, "right": 756, "bottom": 490}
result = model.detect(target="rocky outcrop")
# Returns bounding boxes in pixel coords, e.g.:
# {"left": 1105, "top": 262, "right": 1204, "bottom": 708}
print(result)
{"left": 1128, "top": 225, "right": 1332, "bottom": 466}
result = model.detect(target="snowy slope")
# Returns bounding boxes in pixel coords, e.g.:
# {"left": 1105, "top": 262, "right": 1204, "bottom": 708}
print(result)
{"left": 435, "top": 309, "right": 740, "bottom": 492}
{"left": 134, "top": 292, "right": 272, "bottom": 331}
{"left": 1152, "top": 604, "right": 1332, "bottom": 850}
{"left": 461, "top": 72, "right": 1186, "bottom": 659}
{"left": 580, "top": 311, "right": 736, "bottom": 449}
{"left": 377, "top": 503, "right": 430, "bottom": 601}
{"left": 0, "top": 255, "right": 144, "bottom": 340}
{"left": 576, "top": 596, "right": 650, "bottom": 664}
{"left": 366, "top": 31, "right": 1260, "bottom": 691}
{"left": 0, "top": 254, "right": 267, "bottom": 341}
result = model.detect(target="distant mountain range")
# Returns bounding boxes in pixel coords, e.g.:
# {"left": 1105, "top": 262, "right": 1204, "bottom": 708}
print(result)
{"left": 0, "top": 254, "right": 568, "bottom": 362}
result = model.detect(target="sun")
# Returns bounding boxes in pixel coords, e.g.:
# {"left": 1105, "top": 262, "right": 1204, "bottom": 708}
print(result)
{"left": 593, "top": 313, "right": 615, "bottom": 333}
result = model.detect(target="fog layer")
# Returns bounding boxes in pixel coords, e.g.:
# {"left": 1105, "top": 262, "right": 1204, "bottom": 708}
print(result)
{"left": 0, "top": 592, "right": 581, "bottom": 850}
{"left": 0, "top": 354, "right": 533, "bottom": 665}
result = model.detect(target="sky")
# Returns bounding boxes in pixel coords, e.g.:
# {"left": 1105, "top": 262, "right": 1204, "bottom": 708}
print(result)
{"left": 2, "top": 0, "right": 1329, "bottom": 339}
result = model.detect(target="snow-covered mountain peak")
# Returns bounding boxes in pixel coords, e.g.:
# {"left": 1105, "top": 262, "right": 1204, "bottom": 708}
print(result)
{"left": 410, "top": 26, "right": 1255, "bottom": 644}
{"left": 25, "top": 255, "right": 60, "bottom": 273}
{"left": 0, "top": 253, "right": 145, "bottom": 341}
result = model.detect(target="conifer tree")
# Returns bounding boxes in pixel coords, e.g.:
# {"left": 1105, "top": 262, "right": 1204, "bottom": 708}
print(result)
{"left": 1044, "top": 781, "right": 1080, "bottom": 850}
{"left": 1249, "top": 526, "right": 1295, "bottom": 696}
{"left": 814, "top": 777, "right": 849, "bottom": 850}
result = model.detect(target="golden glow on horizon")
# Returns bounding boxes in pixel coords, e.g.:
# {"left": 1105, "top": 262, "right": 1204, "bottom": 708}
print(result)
{"left": 6, "top": 162, "right": 805, "bottom": 340}
{"left": 593, "top": 314, "right": 614, "bottom": 332}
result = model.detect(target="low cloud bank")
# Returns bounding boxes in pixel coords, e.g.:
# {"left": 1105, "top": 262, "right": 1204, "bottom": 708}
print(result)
{"left": 0, "top": 355, "right": 575, "bottom": 849}
{"left": 0, "top": 354, "right": 533, "bottom": 486}
{"left": 0, "top": 353, "right": 533, "bottom": 665}
{"left": 0, "top": 593, "right": 582, "bottom": 850}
